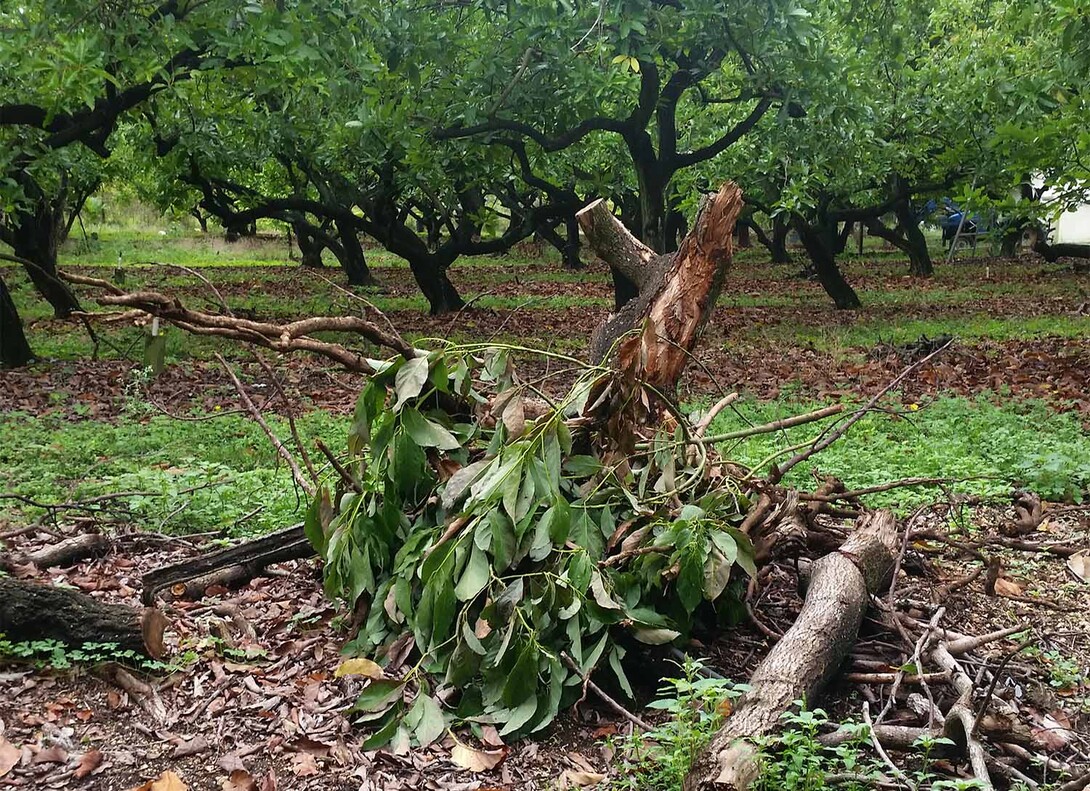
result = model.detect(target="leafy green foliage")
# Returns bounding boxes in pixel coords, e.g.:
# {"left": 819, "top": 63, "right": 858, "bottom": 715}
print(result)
{"left": 310, "top": 346, "right": 757, "bottom": 743}
{"left": 0, "top": 636, "right": 173, "bottom": 673}
{"left": 609, "top": 659, "right": 746, "bottom": 790}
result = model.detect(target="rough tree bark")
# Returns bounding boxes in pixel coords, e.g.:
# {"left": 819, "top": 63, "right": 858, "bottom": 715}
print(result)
{"left": 9, "top": 202, "right": 82, "bottom": 318}
{"left": 333, "top": 219, "right": 377, "bottom": 287}
{"left": 580, "top": 182, "right": 744, "bottom": 403}
{"left": 794, "top": 217, "right": 862, "bottom": 310}
{"left": 0, "top": 578, "right": 168, "bottom": 659}
{"left": 770, "top": 215, "right": 790, "bottom": 264}
{"left": 1, "top": 274, "right": 34, "bottom": 368}
{"left": 684, "top": 511, "right": 899, "bottom": 791}
{"left": 141, "top": 523, "right": 311, "bottom": 604}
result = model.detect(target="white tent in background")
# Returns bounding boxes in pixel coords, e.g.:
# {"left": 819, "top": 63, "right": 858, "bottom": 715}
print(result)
{"left": 1032, "top": 177, "right": 1090, "bottom": 246}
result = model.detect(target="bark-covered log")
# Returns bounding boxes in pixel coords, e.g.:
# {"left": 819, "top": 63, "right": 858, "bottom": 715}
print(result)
{"left": 0, "top": 578, "right": 167, "bottom": 658}
{"left": 23, "top": 532, "right": 110, "bottom": 568}
{"left": 683, "top": 511, "right": 899, "bottom": 791}
{"left": 141, "top": 522, "right": 312, "bottom": 604}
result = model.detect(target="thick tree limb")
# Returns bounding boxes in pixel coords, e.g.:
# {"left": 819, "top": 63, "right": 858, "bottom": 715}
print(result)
{"left": 63, "top": 276, "right": 417, "bottom": 373}
{"left": 0, "top": 578, "right": 167, "bottom": 658}
{"left": 684, "top": 511, "right": 899, "bottom": 791}
{"left": 141, "top": 523, "right": 312, "bottom": 604}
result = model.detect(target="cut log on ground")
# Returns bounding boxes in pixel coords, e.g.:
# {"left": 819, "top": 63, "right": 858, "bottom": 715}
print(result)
{"left": 21, "top": 532, "right": 110, "bottom": 568}
{"left": 141, "top": 522, "right": 312, "bottom": 604}
{"left": 0, "top": 578, "right": 167, "bottom": 658}
{"left": 683, "top": 510, "right": 899, "bottom": 791}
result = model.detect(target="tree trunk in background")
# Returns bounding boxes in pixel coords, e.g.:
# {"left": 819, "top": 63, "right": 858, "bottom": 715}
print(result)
{"left": 737, "top": 222, "right": 752, "bottom": 248}
{"left": 833, "top": 221, "right": 853, "bottom": 255}
{"left": 894, "top": 200, "right": 934, "bottom": 276}
{"left": 10, "top": 202, "right": 81, "bottom": 319}
{"left": 561, "top": 214, "right": 583, "bottom": 269}
{"left": 771, "top": 215, "right": 790, "bottom": 264}
{"left": 293, "top": 221, "right": 326, "bottom": 268}
{"left": 0, "top": 274, "right": 34, "bottom": 368}
{"left": 795, "top": 217, "right": 862, "bottom": 310}
{"left": 333, "top": 220, "right": 376, "bottom": 286}
{"left": 410, "top": 255, "right": 464, "bottom": 314}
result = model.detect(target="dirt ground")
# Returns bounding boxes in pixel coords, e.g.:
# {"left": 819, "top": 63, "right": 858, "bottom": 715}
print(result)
{"left": 2, "top": 252, "right": 1090, "bottom": 790}
{"left": 1, "top": 501, "right": 1088, "bottom": 790}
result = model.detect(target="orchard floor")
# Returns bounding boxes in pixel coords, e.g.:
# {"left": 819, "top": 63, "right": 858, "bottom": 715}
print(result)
{"left": 2, "top": 239, "right": 1090, "bottom": 790}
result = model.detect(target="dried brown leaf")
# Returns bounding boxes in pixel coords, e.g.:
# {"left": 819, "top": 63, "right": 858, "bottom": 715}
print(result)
{"left": 559, "top": 770, "right": 607, "bottom": 787}
{"left": 0, "top": 737, "right": 20, "bottom": 778}
{"left": 73, "top": 749, "right": 103, "bottom": 780}
{"left": 222, "top": 770, "right": 259, "bottom": 791}
{"left": 1067, "top": 552, "right": 1090, "bottom": 583}
{"left": 450, "top": 743, "right": 506, "bottom": 772}
{"left": 290, "top": 752, "right": 319, "bottom": 777}
{"left": 31, "top": 745, "right": 67, "bottom": 764}
{"left": 994, "top": 577, "right": 1023, "bottom": 597}
{"left": 129, "top": 770, "right": 189, "bottom": 791}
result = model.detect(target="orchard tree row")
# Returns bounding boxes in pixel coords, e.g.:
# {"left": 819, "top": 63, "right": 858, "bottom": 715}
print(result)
{"left": 2, "top": 0, "right": 1089, "bottom": 366}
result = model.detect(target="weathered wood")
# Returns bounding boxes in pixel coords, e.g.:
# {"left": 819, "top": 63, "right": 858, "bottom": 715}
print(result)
{"left": 683, "top": 510, "right": 899, "bottom": 791}
{"left": 141, "top": 522, "right": 311, "bottom": 604}
{"left": 23, "top": 532, "right": 110, "bottom": 568}
{"left": 0, "top": 578, "right": 167, "bottom": 658}
{"left": 575, "top": 199, "right": 659, "bottom": 289}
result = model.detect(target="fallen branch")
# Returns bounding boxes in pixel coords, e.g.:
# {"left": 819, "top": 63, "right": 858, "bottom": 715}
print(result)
{"left": 141, "top": 523, "right": 312, "bottom": 604}
{"left": 216, "top": 353, "right": 316, "bottom": 498}
{"left": 684, "top": 511, "right": 899, "bottom": 791}
{"left": 63, "top": 275, "right": 417, "bottom": 374}
{"left": 0, "top": 578, "right": 167, "bottom": 658}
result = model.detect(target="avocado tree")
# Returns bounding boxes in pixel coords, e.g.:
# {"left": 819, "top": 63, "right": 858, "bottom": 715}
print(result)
{"left": 0, "top": 0, "right": 308, "bottom": 366}
{"left": 434, "top": 0, "right": 814, "bottom": 260}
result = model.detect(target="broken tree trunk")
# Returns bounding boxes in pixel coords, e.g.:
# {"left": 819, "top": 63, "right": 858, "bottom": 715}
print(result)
{"left": 581, "top": 182, "right": 744, "bottom": 403}
{"left": 141, "top": 522, "right": 312, "bottom": 604}
{"left": 683, "top": 510, "right": 900, "bottom": 791}
{"left": 0, "top": 578, "right": 167, "bottom": 658}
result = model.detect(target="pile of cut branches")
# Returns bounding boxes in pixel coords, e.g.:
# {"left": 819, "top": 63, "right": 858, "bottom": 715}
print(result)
{"left": 46, "top": 183, "right": 1089, "bottom": 791}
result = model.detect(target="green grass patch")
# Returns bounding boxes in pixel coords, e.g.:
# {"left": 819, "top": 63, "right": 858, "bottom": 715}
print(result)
{"left": 742, "top": 314, "right": 1090, "bottom": 351}
{"left": 702, "top": 394, "right": 1090, "bottom": 507}
{"left": 0, "top": 410, "right": 347, "bottom": 537}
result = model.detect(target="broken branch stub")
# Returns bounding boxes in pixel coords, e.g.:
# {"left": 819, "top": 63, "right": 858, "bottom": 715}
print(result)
{"left": 683, "top": 510, "right": 900, "bottom": 791}
{"left": 581, "top": 183, "right": 744, "bottom": 426}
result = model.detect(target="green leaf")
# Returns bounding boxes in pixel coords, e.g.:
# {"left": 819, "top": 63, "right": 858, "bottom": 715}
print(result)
{"left": 393, "top": 356, "right": 430, "bottom": 409}
{"left": 676, "top": 544, "right": 707, "bottom": 614}
{"left": 352, "top": 679, "right": 404, "bottom": 713}
{"left": 631, "top": 627, "right": 681, "bottom": 645}
{"left": 412, "top": 694, "right": 446, "bottom": 747}
{"left": 454, "top": 544, "right": 490, "bottom": 601}
{"left": 608, "top": 647, "right": 634, "bottom": 699}
{"left": 401, "top": 408, "right": 461, "bottom": 450}
{"left": 498, "top": 693, "right": 538, "bottom": 736}
{"left": 442, "top": 458, "right": 490, "bottom": 510}
{"left": 503, "top": 643, "right": 539, "bottom": 706}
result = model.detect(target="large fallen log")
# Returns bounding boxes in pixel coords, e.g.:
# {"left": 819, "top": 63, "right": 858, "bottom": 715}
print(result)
{"left": 141, "top": 522, "right": 311, "bottom": 604}
{"left": 0, "top": 578, "right": 167, "bottom": 659}
{"left": 683, "top": 510, "right": 899, "bottom": 791}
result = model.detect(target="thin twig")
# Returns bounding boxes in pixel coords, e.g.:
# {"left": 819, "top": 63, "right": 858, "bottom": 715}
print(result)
{"left": 216, "top": 353, "right": 315, "bottom": 497}
{"left": 561, "top": 652, "right": 651, "bottom": 731}
{"left": 772, "top": 340, "right": 953, "bottom": 483}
